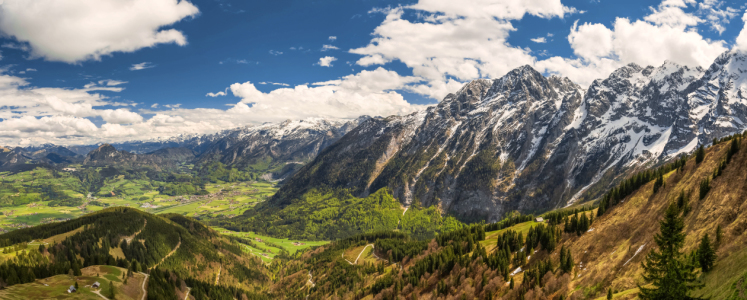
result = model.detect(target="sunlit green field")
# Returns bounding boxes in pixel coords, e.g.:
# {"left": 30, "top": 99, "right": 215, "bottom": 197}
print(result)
{"left": 0, "top": 168, "right": 277, "bottom": 231}
{"left": 211, "top": 226, "right": 329, "bottom": 262}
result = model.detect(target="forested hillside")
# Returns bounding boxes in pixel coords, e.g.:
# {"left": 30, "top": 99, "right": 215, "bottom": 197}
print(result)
{"left": 261, "top": 132, "right": 747, "bottom": 299}
{"left": 221, "top": 187, "right": 464, "bottom": 240}
{"left": 0, "top": 208, "right": 269, "bottom": 299}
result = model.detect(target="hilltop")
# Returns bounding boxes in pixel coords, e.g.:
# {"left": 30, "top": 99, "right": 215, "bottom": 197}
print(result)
{"left": 0, "top": 207, "right": 269, "bottom": 299}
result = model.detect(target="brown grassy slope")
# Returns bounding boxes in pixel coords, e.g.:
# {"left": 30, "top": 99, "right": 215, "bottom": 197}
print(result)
{"left": 560, "top": 141, "right": 747, "bottom": 298}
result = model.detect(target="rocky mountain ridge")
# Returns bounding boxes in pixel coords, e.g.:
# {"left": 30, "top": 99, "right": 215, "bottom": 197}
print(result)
{"left": 273, "top": 50, "right": 747, "bottom": 222}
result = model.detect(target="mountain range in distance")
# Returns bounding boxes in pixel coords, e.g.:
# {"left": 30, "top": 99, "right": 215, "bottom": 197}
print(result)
{"left": 4, "top": 50, "right": 747, "bottom": 222}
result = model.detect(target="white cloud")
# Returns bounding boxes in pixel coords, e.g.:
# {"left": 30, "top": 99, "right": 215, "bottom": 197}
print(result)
{"left": 322, "top": 44, "right": 340, "bottom": 51}
{"left": 99, "top": 109, "right": 144, "bottom": 124}
{"left": 317, "top": 56, "right": 337, "bottom": 67}
{"left": 697, "top": 0, "right": 740, "bottom": 34}
{"left": 259, "top": 82, "right": 290, "bottom": 86}
{"left": 130, "top": 62, "right": 155, "bottom": 71}
{"left": 0, "top": 0, "right": 199, "bottom": 63}
{"left": 151, "top": 103, "right": 159, "bottom": 108}
{"left": 352, "top": 0, "right": 733, "bottom": 95}
{"left": 98, "top": 79, "right": 127, "bottom": 86}
{"left": 269, "top": 50, "right": 283, "bottom": 56}
{"left": 206, "top": 88, "right": 228, "bottom": 97}
{"left": 350, "top": 3, "right": 557, "bottom": 99}
{"left": 537, "top": 1, "right": 728, "bottom": 86}
{"left": 329, "top": 36, "right": 337, "bottom": 41}
{"left": 531, "top": 37, "right": 547, "bottom": 43}
{"left": 736, "top": 11, "right": 747, "bottom": 51}
{"left": 0, "top": 71, "right": 149, "bottom": 144}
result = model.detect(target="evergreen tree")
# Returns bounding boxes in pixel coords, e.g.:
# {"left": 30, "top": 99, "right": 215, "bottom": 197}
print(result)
{"left": 653, "top": 173, "right": 664, "bottom": 193}
{"left": 695, "top": 145, "right": 705, "bottom": 164}
{"left": 509, "top": 277, "right": 514, "bottom": 289}
{"left": 715, "top": 225, "right": 723, "bottom": 249}
{"left": 109, "top": 280, "right": 116, "bottom": 298}
{"left": 699, "top": 178, "right": 711, "bottom": 200}
{"left": 697, "top": 234, "right": 716, "bottom": 272}
{"left": 638, "top": 204, "right": 702, "bottom": 299}
{"left": 608, "top": 288, "right": 613, "bottom": 300}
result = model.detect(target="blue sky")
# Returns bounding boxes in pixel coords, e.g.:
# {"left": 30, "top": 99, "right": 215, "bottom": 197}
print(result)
{"left": 1, "top": 0, "right": 746, "bottom": 145}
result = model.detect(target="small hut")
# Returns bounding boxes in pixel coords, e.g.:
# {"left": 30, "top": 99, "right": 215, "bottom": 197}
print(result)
{"left": 67, "top": 285, "right": 76, "bottom": 293}
{"left": 92, "top": 281, "right": 100, "bottom": 289}
{"left": 535, "top": 217, "right": 544, "bottom": 223}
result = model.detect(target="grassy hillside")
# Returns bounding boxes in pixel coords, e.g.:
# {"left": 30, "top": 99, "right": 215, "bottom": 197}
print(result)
{"left": 222, "top": 187, "right": 464, "bottom": 240}
{"left": 559, "top": 137, "right": 747, "bottom": 299}
{"left": 259, "top": 135, "right": 747, "bottom": 300}
{"left": 0, "top": 207, "right": 270, "bottom": 299}
{"left": 0, "top": 166, "right": 276, "bottom": 231}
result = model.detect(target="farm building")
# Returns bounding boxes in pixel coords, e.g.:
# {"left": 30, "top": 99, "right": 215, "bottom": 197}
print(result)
{"left": 535, "top": 217, "right": 544, "bottom": 222}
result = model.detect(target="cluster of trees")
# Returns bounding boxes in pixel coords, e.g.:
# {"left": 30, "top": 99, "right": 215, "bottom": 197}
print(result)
{"left": 543, "top": 206, "right": 594, "bottom": 226}
{"left": 523, "top": 258, "right": 554, "bottom": 288}
{"left": 563, "top": 211, "right": 594, "bottom": 236}
{"left": 485, "top": 212, "right": 534, "bottom": 231}
{"left": 558, "top": 245, "right": 574, "bottom": 273}
{"left": 375, "top": 238, "right": 429, "bottom": 263}
{"left": 146, "top": 267, "right": 268, "bottom": 300}
{"left": 525, "top": 223, "right": 561, "bottom": 253}
{"left": 1, "top": 242, "right": 27, "bottom": 254}
{"left": 196, "top": 161, "right": 256, "bottom": 183}
{"left": 598, "top": 154, "right": 688, "bottom": 217}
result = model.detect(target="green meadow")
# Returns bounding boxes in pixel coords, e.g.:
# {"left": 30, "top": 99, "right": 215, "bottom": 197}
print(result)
{"left": 0, "top": 167, "right": 278, "bottom": 231}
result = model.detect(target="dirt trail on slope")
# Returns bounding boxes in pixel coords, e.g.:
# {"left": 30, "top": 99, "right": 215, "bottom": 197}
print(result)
{"left": 124, "top": 219, "right": 147, "bottom": 244}
{"left": 150, "top": 237, "right": 181, "bottom": 270}
{"left": 214, "top": 265, "right": 221, "bottom": 285}
{"left": 138, "top": 272, "right": 149, "bottom": 300}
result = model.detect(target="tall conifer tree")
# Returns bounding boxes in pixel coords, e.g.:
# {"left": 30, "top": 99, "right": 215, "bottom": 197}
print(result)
{"left": 638, "top": 204, "right": 702, "bottom": 299}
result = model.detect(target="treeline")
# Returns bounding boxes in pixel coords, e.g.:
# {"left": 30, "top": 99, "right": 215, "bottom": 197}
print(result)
{"left": 484, "top": 212, "right": 534, "bottom": 231}
{"left": 597, "top": 154, "right": 688, "bottom": 217}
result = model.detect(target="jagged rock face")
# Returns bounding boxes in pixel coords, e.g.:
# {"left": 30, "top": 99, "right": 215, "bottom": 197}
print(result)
{"left": 196, "top": 118, "right": 364, "bottom": 170}
{"left": 276, "top": 50, "right": 747, "bottom": 222}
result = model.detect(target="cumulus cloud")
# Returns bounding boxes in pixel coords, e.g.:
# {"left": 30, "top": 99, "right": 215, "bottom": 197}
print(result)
{"left": 223, "top": 67, "right": 425, "bottom": 121}
{"left": 531, "top": 37, "right": 547, "bottom": 43}
{"left": 0, "top": 0, "right": 199, "bottom": 63}
{"left": 329, "top": 36, "right": 337, "bottom": 41}
{"left": 317, "top": 56, "right": 337, "bottom": 67}
{"left": 350, "top": 1, "right": 572, "bottom": 99}
{"left": 0, "top": 71, "right": 149, "bottom": 144}
{"left": 352, "top": 0, "right": 734, "bottom": 96}
{"left": 269, "top": 50, "right": 283, "bottom": 56}
{"left": 130, "top": 62, "right": 155, "bottom": 71}
{"left": 736, "top": 11, "right": 747, "bottom": 51}
{"left": 537, "top": 0, "right": 728, "bottom": 86}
